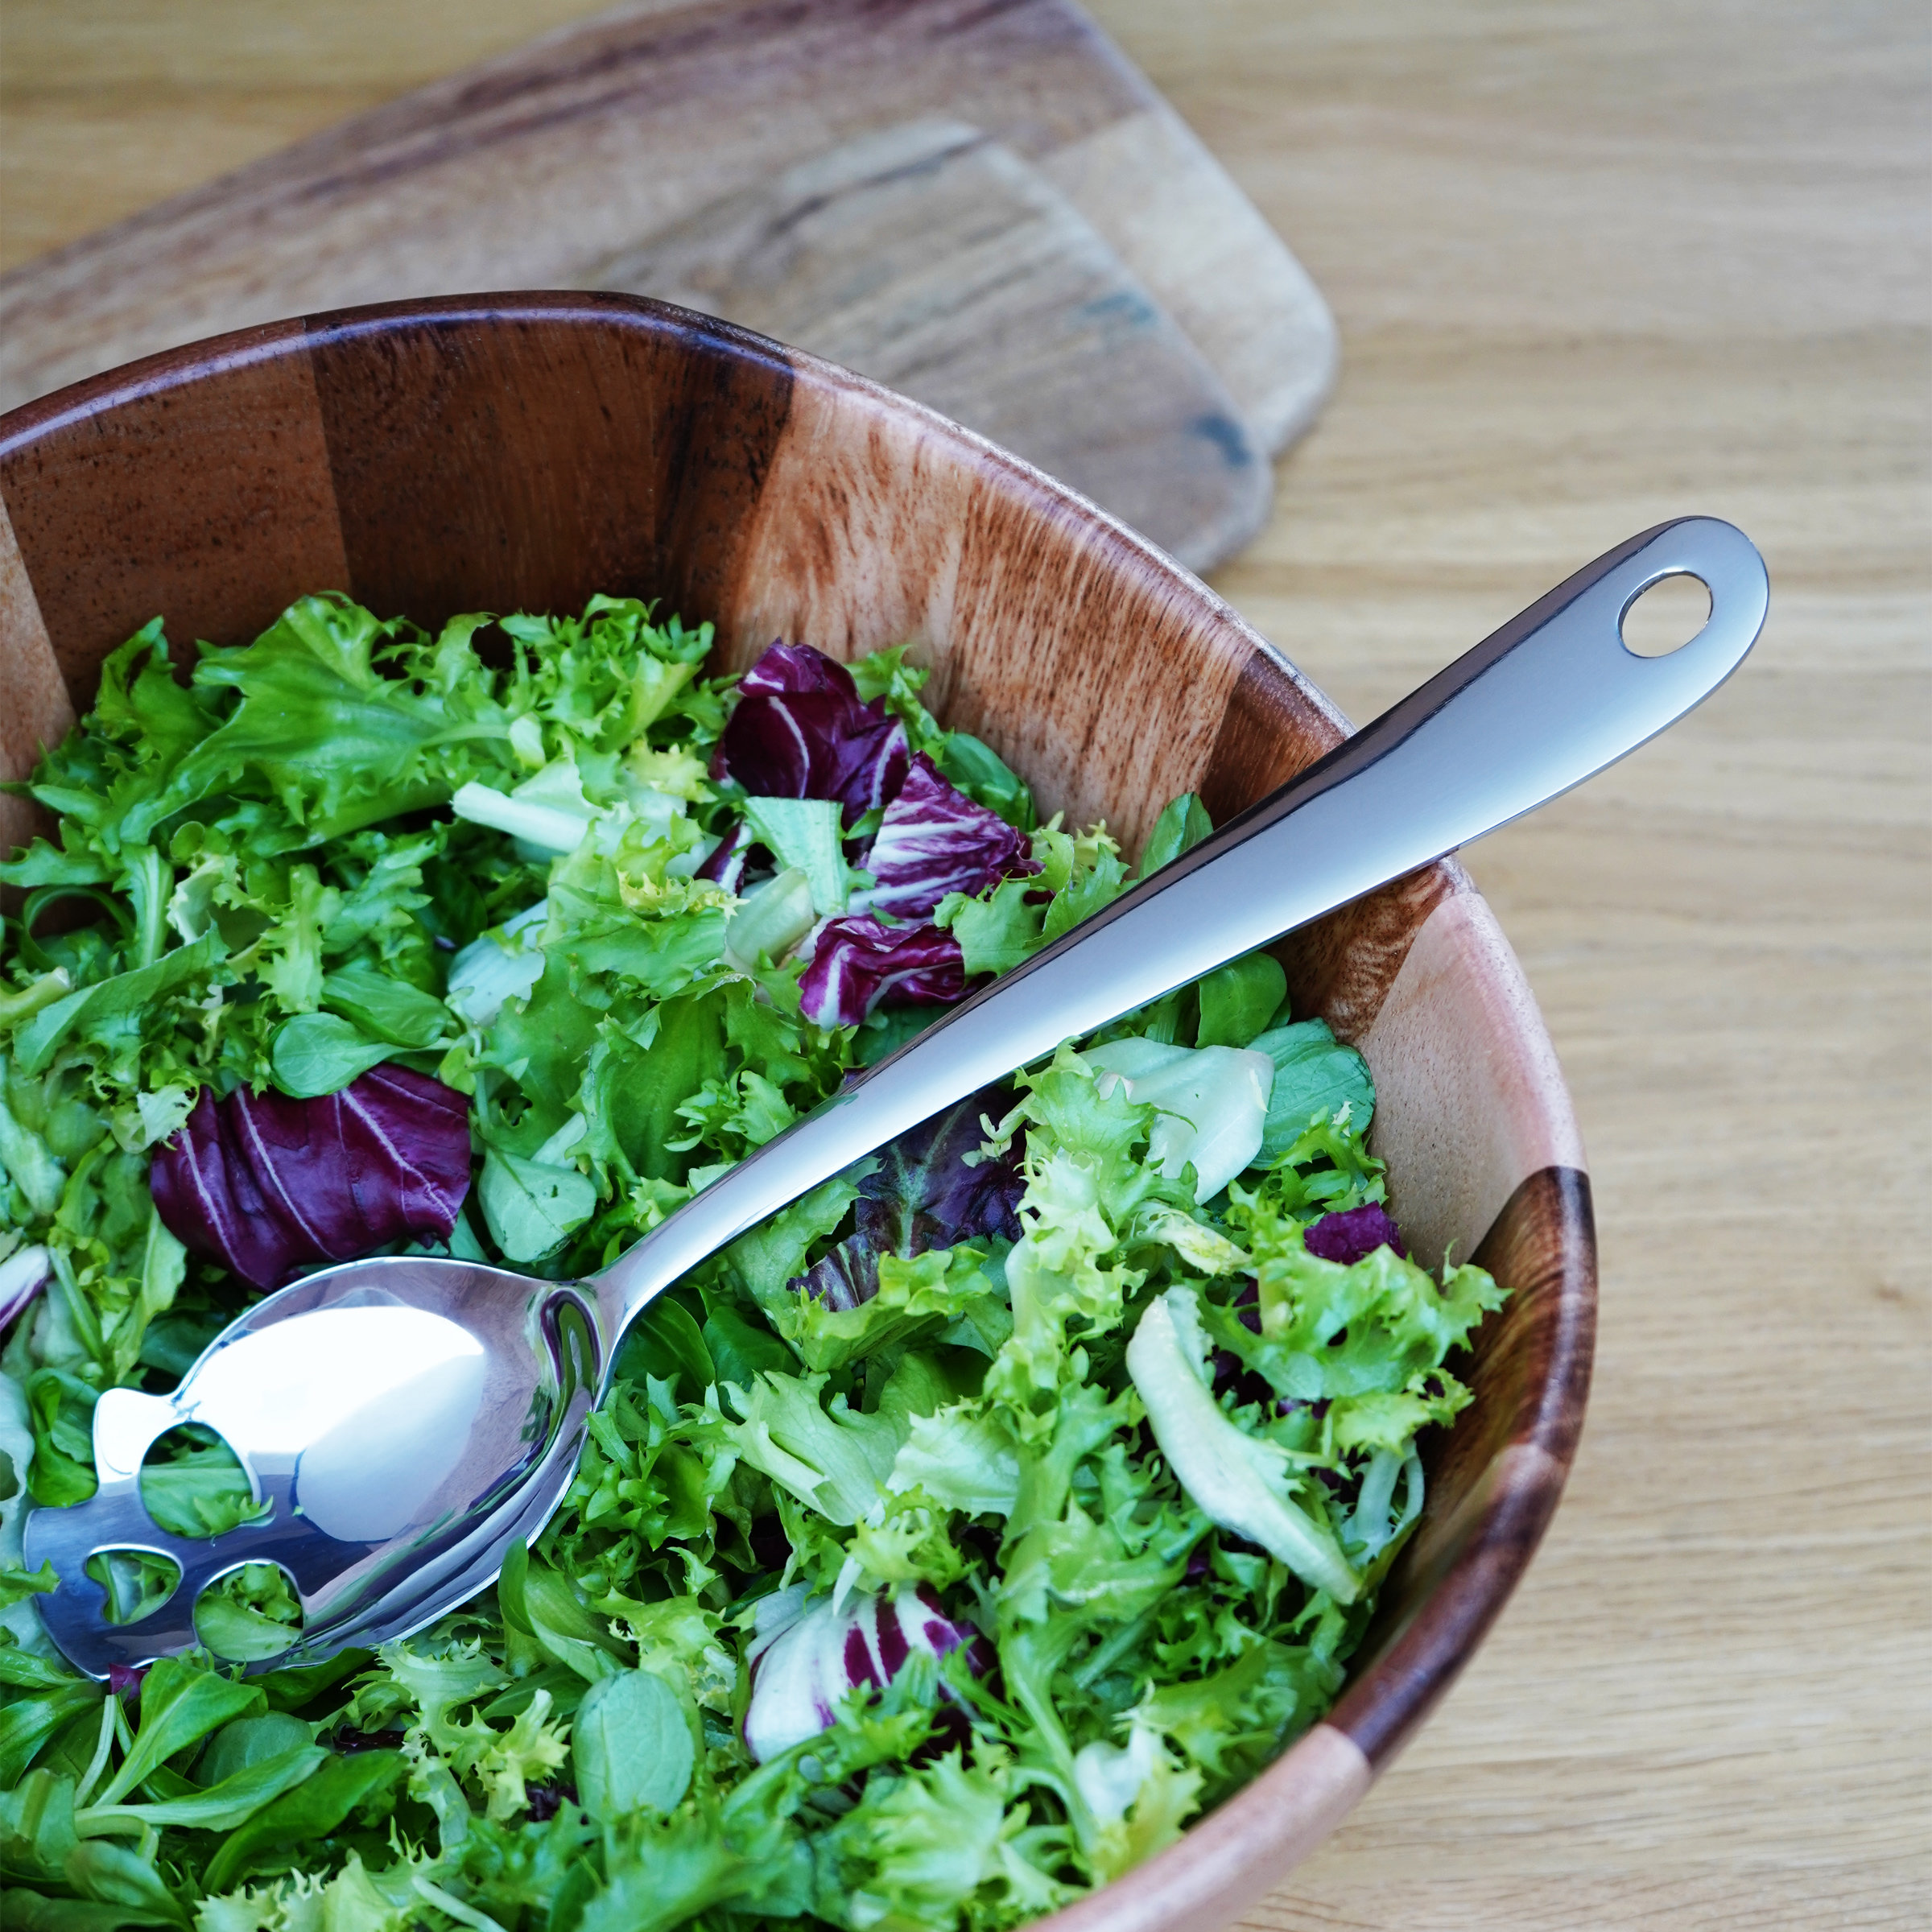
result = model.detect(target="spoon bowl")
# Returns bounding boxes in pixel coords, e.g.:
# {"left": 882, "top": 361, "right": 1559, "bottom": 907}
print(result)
{"left": 30, "top": 1261, "right": 599, "bottom": 1670}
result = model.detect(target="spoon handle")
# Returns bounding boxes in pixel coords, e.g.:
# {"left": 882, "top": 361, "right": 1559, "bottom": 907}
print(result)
{"left": 595, "top": 516, "right": 1766, "bottom": 1344}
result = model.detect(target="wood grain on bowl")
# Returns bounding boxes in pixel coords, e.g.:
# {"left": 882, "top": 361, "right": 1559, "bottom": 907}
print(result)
{"left": 0, "top": 497, "right": 68, "bottom": 863}
{"left": 0, "top": 294, "right": 1595, "bottom": 1932}
{"left": 584, "top": 117, "right": 1273, "bottom": 572}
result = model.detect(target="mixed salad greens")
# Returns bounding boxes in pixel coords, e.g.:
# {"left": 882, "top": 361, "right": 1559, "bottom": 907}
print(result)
{"left": 0, "top": 593, "right": 1504, "bottom": 1931}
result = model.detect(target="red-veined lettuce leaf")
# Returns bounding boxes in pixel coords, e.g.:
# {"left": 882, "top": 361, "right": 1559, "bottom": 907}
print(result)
{"left": 795, "top": 1085, "right": 1023, "bottom": 1311}
{"left": 0, "top": 1245, "right": 49, "bottom": 1337}
{"left": 798, "top": 917, "right": 965, "bottom": 1028}
{"left": 150, "top": 1066, "right": 472, "bottom": 1290}
{"left": 744, "top": 1582, "right": 987, "bottom": 1762}
{"left": 853, "top": 753, "right": 1038, "bottom": 923}
{"left": 715, "top": 642, "right": 909, "bottom": 826}
{"left": 697, "top": 819, "right": 756, "bottom": 892}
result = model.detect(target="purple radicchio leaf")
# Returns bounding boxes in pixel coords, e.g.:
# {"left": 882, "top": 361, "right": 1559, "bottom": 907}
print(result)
{"left": 795, "top": 1082, "right": 1024, "bottom": 1311}
{"left": 853, "top": 753, "right": 1039, "bottom": 923}
{"left": 1210, "top": 1278, "right": 1261, "bottom": 1393}
{"left": 797, "top": 915, "right": 965, "bottom": 1029}
{"left": 698, "top": 819, "right": 756, "bottom": 892}
{"left": 1303, "top": 1203, "right": 1408, "bottom": 1265}
{"left": 743, "top": 1582, "right": 989, "bottom": 1763}
{"left": 150, "top": 1065, "right": 473, "bottom": 1291}
{"left": 715, "top": 642, "right": 910, "bottom": 826}
{"left": 0, "top": 1244, "right": 50, "bottom": 1338}
{"left": 107, "top": 1662, "right": 150, "bottom": 1702}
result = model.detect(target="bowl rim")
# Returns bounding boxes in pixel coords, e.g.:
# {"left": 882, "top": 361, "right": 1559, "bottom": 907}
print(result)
{"left": 0, "top": 291, "right": 1597, "bottom": 1930}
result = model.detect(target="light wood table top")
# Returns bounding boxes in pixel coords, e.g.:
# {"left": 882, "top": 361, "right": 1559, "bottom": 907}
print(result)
{"left": 2, "top": 3, "right": 1926, "bottom": 1926}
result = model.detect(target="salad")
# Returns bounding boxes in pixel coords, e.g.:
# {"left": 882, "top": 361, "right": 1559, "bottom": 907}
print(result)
{"left": 0, "top": 593, "right": 1504, "bottom": 1931}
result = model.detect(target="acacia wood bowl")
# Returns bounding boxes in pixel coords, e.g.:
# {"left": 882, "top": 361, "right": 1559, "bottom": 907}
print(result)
{"left": 0, "top": 293, "right": 1593, "bottom": 1930}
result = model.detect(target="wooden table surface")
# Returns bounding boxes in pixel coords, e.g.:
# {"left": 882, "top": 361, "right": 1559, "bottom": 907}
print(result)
{"left": 2, "top": 3, "right": 1926, "bottom": 1926}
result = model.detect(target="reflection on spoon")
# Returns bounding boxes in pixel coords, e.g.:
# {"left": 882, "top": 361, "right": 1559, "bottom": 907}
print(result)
{"left": 184, "top": 1303, "right": 487, "bottom": 1538}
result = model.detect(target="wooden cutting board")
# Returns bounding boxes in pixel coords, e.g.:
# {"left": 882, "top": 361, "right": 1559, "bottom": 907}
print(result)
{"left": 0, "top": 0, "right": 1335, "bottom": 575}
{"left": 588, "top": 118, "right": 1274, "bottom": 569}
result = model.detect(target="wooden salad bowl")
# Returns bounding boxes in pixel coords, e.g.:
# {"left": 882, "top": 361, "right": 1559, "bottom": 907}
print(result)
{"left": 0, "top": 293, "right": 1593, "bottom": 1930}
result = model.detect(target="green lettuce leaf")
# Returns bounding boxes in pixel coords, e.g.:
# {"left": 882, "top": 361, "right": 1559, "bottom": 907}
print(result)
{"left": 572, "top": 1669, "right": 695, "bottom": 1822}
{"left": 200, "top": 1748, "right": 407, "bottom": 1895}
{"left": 97, "top": 1657, "right": 266, "bottom": 1806}
{"left": 1251, "top": 1018, "right": 1376, "bottom": 1162}
{"left": 80, "top": 1742, "right": 325, "bottom": 1832}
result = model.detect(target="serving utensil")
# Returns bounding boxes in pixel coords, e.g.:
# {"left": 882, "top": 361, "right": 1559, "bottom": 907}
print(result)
{"left": 25, "top": 516, "right": 1767, "bottom": 1678}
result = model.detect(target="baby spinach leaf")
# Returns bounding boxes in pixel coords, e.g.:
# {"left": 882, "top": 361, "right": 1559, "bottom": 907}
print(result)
{"left": 1136, "top": 792, "right": 1213, "bottom": 877}
{"left": 1194, "top": 952, "right": 1288, "bottom": 1049}
{"left": 191, "top": 1563, "right": 304, "bottom": 1664}
{"left": 855, "top": 1001, "right": 935, "bottom": 1067}
{"left": 578, "top": 993, "right": 728, "bottom": 1187}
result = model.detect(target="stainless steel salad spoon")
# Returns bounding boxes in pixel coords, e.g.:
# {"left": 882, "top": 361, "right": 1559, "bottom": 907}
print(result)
{"left": 24, "top": 515, "right": 1768, "bottom": 1677}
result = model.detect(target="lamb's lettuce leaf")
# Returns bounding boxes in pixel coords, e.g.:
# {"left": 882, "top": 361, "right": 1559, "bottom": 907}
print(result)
{"left": 572, "top": 1668, "right": 694, "bottom": 1820}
